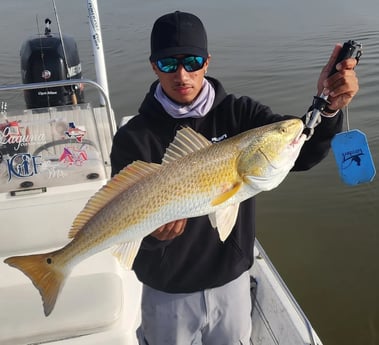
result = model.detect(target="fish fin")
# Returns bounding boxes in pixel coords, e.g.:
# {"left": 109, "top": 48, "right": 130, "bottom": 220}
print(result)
{"left": 111, "top": 239, "right": 143, "bottom": 270}
{"left": 69, "top": 161, "right": 160, "bottom": 239}
{"left": 208, "top": 213, "right": 217, "bottom": 229}
{"left": 4, "top": 253, "right": 66, "bottom": 317}
{"left": 208, "top": 204, "right": 240, "bottom": 241}
{"left": 162, "top": 127, "right": 211, "bottom": 165}
{"left": 211, "top": 182, "right": 242, "bottom": 206}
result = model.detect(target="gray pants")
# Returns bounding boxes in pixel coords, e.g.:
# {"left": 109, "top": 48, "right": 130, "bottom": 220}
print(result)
{"left": 136, "top": 271, "right": 252, "bottom": 345}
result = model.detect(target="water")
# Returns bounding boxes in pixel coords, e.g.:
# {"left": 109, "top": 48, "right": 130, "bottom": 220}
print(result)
{"left": 1, "top": 0, "right": 378, "bottom": 344}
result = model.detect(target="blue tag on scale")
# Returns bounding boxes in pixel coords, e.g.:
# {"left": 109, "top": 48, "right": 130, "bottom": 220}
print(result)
{"left": 331, "top": 129, "right": 376, "bottom": 186}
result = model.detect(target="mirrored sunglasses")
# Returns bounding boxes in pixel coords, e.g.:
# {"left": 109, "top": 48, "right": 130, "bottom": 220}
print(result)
{"left": 156, "top": 56, "right": 206, "bottom": 73}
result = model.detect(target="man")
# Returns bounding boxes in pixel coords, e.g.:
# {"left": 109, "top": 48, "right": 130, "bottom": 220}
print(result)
{"left": 110, "top": 11, "right": 359, "bottom": 345}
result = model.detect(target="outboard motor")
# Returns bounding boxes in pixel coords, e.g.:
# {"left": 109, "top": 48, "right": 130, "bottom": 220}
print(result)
{"left": 20, "top": 19, "right": 84, "bottom": 109}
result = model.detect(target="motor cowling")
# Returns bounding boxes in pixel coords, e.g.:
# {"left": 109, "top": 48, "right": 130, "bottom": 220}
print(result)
{"left": 20, "top": 33, "right": 84, "bottom": 109}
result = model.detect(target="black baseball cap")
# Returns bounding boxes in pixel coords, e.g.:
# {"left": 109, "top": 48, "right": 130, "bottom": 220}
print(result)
{"left": 149, "top": 11, "right": 208, "bottom": 62}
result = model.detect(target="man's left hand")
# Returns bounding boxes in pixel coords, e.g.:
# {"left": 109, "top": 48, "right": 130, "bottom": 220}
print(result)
{"left": 317, "top": 44, "right": 359, "bottom": 112}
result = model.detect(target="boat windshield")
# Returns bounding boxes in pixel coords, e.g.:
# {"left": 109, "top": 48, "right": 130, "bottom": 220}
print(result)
{"left": 0, "top": 103, "right": 107, "bottom": 194}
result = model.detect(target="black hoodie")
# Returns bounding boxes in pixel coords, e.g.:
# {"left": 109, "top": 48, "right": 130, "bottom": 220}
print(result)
{"left": 110, "top": 77, "right": 343, "bottom": 293}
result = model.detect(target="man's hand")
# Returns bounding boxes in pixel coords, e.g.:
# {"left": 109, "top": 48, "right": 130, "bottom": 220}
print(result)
{"left": 317, "top": 44, "right": 359, "bottom": 112}
{"left": 151, "top": 219, "right": 187, "bottom": 241}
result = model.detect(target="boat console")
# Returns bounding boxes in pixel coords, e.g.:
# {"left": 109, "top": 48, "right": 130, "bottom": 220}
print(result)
{"left": 0, "top": 101, "right": 141, "bottom": 345}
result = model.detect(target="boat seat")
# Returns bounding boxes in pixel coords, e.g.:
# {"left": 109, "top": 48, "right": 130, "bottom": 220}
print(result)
{"left": 0, "top": 272, "right": 123, "bottom": 345}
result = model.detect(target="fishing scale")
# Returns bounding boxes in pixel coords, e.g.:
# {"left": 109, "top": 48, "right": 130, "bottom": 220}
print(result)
{"left": 305, "top": 40, "right": 376, "bottom": 186}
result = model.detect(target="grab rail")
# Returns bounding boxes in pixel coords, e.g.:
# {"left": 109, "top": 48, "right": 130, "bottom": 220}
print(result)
{"left": 0, "top": 79, "right": 117, "bottom": 136}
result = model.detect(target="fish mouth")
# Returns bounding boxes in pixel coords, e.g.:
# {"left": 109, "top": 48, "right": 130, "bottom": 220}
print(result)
{"left": 290, "top": 124, "right": 306, "bottom": 147}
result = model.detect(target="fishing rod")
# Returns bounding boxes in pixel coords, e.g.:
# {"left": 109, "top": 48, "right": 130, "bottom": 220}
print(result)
{"left": 36, "top": 16, "right": 53, "bottom": 108}
{"left": 51, "top": 0, "right": 79, "bottom": 105}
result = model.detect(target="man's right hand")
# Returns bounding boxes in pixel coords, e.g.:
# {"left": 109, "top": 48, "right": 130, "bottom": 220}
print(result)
{"left": 151, "top": 219, "right": 187, "bottom": 241}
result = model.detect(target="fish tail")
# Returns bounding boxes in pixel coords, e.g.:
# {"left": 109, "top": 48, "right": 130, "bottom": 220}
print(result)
{"left": 4, "top": 252, "right": 66, "bottom": 316}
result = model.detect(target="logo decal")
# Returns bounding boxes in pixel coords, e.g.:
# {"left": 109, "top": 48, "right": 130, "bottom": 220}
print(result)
{"left": 341, "top": 149, "right": 364, "bottom": 169}
{"left": 211, "top": 133, "right": 227, "bottom": 143}
{"left": 41, "top": 70, "right": 51, "bottom": 80}
{"left": 59, "top": 147, "right": 88, "bottom": 166}
{"left": 64, "top": 122, "right": 86, "bottom": 143}
{"left": 6, "top": 153, "right": 42, "bottom": 181}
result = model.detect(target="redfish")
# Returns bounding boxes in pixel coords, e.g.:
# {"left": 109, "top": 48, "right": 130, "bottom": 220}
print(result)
{"left": 4, "top": 119, "right": 305, "bottom": 316}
